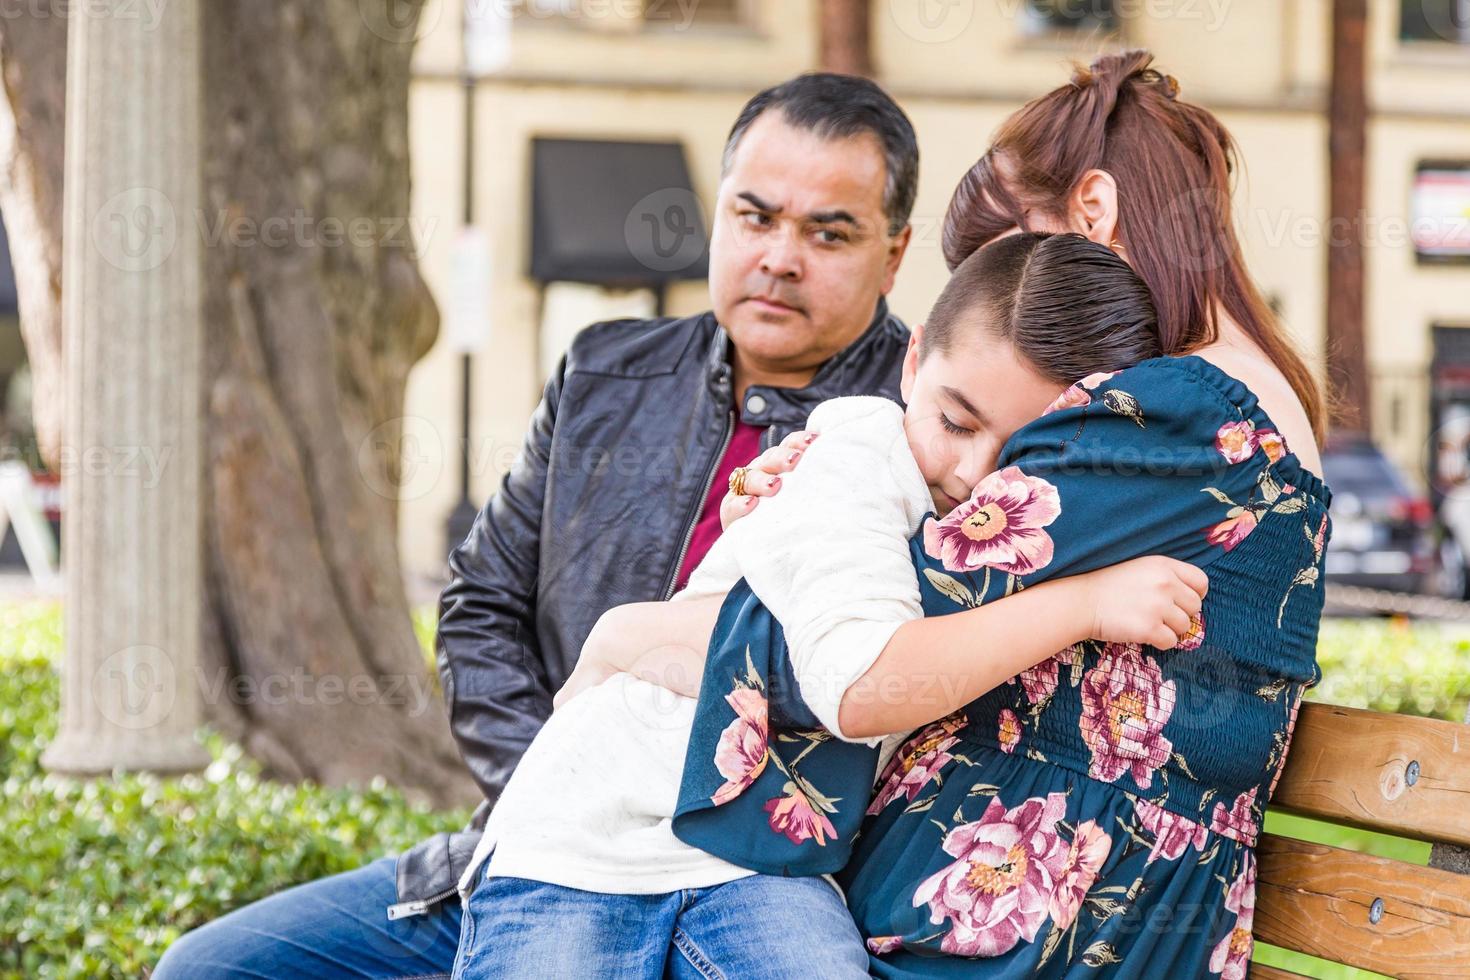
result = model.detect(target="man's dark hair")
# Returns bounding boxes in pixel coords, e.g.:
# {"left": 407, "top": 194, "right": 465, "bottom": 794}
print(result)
{"left": 922, "top": 232, "right": 1162, "bottom": 384}
{"left": 722, "top": 72, "right": 919, "bottom": 237}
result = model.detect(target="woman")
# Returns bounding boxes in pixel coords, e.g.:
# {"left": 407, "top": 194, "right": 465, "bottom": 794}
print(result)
{"left": 687, "top": 49, "right": 1330, "bottom": 977}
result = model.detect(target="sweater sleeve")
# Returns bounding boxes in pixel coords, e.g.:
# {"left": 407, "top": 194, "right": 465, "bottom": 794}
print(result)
{"left": 721, "top": 396, "right": 931, "bottom": 745}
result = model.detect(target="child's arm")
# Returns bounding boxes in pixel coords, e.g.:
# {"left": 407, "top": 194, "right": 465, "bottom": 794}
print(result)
{"left": 551, "top": 594, "right": 726, "bottom": 708}
{"left": 836, "top": 555, "right": 1205, "bottom": 738}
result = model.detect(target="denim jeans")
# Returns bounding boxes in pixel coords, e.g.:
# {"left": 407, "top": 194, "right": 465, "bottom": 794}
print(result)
{"left": 452, "top": 868, "right": 870, "bottom": 979}
{"left": 152, "top": 856, "right": 462, "bottom": 980}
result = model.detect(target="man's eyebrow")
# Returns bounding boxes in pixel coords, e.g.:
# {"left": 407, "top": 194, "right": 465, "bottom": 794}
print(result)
{"left": 808, "top": 208, "right": 858, "bottom": 226}
{"left": 735, "top": 192, "right": 858, "bottom": 227}
{"left": 737, "top": 191, "right": 780, "bottom": 212}
{"left": 941, "top": 386, "right": 990, "bottom": 425}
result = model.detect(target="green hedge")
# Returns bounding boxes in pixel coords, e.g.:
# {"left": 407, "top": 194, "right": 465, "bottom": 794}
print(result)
{"left": 1310, "top": 617, "right": 1470, "bottom": 721}
{"left": 3, "top": 601, "right": 1468, "bottom": 978}
{"left": 0, "top": 602, "right": 472, "bottom": 979}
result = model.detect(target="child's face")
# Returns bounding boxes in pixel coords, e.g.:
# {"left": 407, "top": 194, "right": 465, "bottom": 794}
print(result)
{"left": 899, "top": 321, "right": 1065, "bottom": 516}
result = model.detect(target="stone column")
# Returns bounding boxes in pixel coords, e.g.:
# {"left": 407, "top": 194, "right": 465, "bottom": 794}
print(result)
{"left": 42, "top": 0, "right": 209, "bottom": 774}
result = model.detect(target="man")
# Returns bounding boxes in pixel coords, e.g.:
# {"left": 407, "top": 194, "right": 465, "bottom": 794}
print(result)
{"left": 155, "top": 70, "right": 918, "bottom": 977}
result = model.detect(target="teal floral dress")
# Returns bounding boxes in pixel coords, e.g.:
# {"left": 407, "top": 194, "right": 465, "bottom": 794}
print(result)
{"left": 671, "top": 357, "right": 1332, "bottom": 978}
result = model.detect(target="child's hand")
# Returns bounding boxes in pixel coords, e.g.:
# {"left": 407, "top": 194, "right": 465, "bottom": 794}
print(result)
{"left": 1082, "top": 556, "right": 1207, "bottom": 649}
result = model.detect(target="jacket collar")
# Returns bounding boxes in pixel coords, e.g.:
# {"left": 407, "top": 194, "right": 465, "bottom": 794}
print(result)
{"left": 704, "top": 297, "right": 901, "bottom": 426}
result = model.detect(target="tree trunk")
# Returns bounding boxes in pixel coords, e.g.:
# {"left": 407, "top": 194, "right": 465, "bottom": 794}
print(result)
{"left": 0, "top": 0, "right": 477, "bottom": 808}
{"left": 819, "top": 0, "right": 874, "bottom": 77}
{"left": 1327, "top": 0, "right": 1371, "bottom": 434}
{"left": 0, "top": 11, "right": 65, "bottom": 469}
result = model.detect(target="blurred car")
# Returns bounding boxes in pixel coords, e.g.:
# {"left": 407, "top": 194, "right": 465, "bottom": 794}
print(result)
{"left": 1322, "top": 436, "right": 1466, "bottom": 598}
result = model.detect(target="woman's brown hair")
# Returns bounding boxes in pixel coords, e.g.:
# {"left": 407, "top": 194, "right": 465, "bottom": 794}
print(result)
{"left": 943, "top": 49, "right": 1327, "bottom": 443}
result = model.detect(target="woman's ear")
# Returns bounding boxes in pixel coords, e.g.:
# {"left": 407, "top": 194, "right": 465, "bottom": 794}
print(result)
{"left": 900, "top": 322, "right": 923, "bottom": 404}
{"left": 1069, "top": 169, "right": 1120, "bottom": 247}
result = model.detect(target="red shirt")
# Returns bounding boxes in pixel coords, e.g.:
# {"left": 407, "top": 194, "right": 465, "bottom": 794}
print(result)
{"left": 674, "top": 418, "right": 766, "bottom": 593}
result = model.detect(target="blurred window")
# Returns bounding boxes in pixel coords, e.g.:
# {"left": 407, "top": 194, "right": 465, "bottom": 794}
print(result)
{"left": 1020, "top": 0, "right": 1119, "bottom": 37}
{"left": 1401, "top": 0, "right": 1470, "bottom": 43}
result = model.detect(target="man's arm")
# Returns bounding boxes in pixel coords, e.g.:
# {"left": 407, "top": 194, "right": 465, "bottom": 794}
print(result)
{"left": 435, "top": 355, "right": 564, "bottom": 806}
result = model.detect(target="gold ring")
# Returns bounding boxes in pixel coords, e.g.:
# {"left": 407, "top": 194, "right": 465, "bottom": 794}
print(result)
{"left": 729, "top": 466, "right": 750, "bottom": 497}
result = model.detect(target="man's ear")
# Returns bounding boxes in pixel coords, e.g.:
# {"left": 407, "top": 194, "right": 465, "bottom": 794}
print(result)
{"left": 1069, "top": 169, "right": 1120, "bottom": 247}
{"left": 900, "top": 322, "right": 923, "bottom": 404}
{"left": 880, "top": 223, "right": 914, "bottom": 295}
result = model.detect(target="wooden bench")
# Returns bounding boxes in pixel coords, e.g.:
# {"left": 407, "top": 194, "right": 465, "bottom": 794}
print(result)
{"left": 1251, "top": 702, "right": 1470, "bottom": 978}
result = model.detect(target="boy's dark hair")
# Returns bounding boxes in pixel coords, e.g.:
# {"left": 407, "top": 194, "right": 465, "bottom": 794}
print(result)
{"left": 722, "top": 72, "right": 919, "bottom": 237}
{"left": 921, "top": 232, "right": 1162, "bottom": 383}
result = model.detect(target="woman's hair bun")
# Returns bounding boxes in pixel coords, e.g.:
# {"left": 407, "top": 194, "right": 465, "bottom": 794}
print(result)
{"left": 1071, "top": 49, "right": 1180, "bottom": 104}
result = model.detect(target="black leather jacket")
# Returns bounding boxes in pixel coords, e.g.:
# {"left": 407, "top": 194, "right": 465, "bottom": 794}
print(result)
{"left": 391, "top": 300, "right": 909, "bottom": 917}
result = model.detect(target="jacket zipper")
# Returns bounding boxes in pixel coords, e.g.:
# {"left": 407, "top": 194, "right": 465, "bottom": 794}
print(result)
{"left": 662, "top": 409, "right": 735, "bottom": 600}
{"left": 386, "top": 885, "right": 458, "bottom": 920}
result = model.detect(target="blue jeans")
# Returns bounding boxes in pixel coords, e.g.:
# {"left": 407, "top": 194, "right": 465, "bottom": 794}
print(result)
{"left": 153, "top": 856, "right": 871, "bottom": 979}
{"left": 452, "top": 869, "right": 870, "bottom": 979}
{"left": 152, "top": 856, "right": 462, "bottom": 979}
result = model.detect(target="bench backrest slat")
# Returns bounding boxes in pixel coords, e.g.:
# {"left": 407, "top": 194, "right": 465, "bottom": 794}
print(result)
{"left": 1254, "top": 833, "right": 1470, "bottom": 976}
{"left": 1268, "top": 703, "right": 1470, "bottom": 849}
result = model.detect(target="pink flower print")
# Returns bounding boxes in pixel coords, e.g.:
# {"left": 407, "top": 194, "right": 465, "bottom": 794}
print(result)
{"left": 1133, "top": 797, "right": 1209, "bottom": 865}
{"left": 764, "top": 785, "right": 838, "bottom": 846}
{"left": 1047, "top": 820, "right": 1112, "bottom": 931}
{"left": 1017, "top": 655, "right": 1062, "bottom": 705}
{"left": 1206, "top": 509, "right": 1258, "bottom": 552}
{"left": 1209, "top": 786, "right": 1260, "bottom": 847}
{"left": 911, "top": 792, "right": 1072, "bottom": 957}
{"left": 1256, "top": 429, "right": 1288, "bottom": 463}
{"left": 1079, "top": 371, "right": 1119, "bottom": 390}
{"left": 710, "top": 686, "right": 768, "bottom": 805}
{"left": 866, "top": 936, "right": 904, "bottom": 955}
{"left": 1175, "top": 610, "right": 1206, "bottom": 651}
{"left": 1209, "top": 853, "right": 1257, "bottom": 979}
{"left": 1079, "top": 643, "right": 1176, "bottom": 789}
{"left": 1215, "top": 420, "right": 1257, "bottom": 464}
{"left": 997, "top": 709, "right": 1021, "bottom": 754}
{"left": 868, "top": 713, "right": 967, "bottom": 814}
{"left": 1042, "top": 384, "right": 1091, "bottom": 416}
{"left": 922, "top": 466, "right": 1061, "bottom": 575}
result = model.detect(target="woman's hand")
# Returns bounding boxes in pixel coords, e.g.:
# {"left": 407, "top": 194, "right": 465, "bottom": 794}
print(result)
{"left": 1081, "top": 556, "right": 1208, "bottom": 650}
{"left": 718, "top": 429, "right": 818, "bottom": 530}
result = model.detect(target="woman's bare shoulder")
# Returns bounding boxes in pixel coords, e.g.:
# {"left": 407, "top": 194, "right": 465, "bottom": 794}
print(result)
{"left": 1194, "top": 342, "right": 1323, "bottom": 478}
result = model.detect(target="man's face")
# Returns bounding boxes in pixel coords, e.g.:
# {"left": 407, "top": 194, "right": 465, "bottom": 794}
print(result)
{"left": 709, "top": 111, "right": 911, "bottom": 376}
